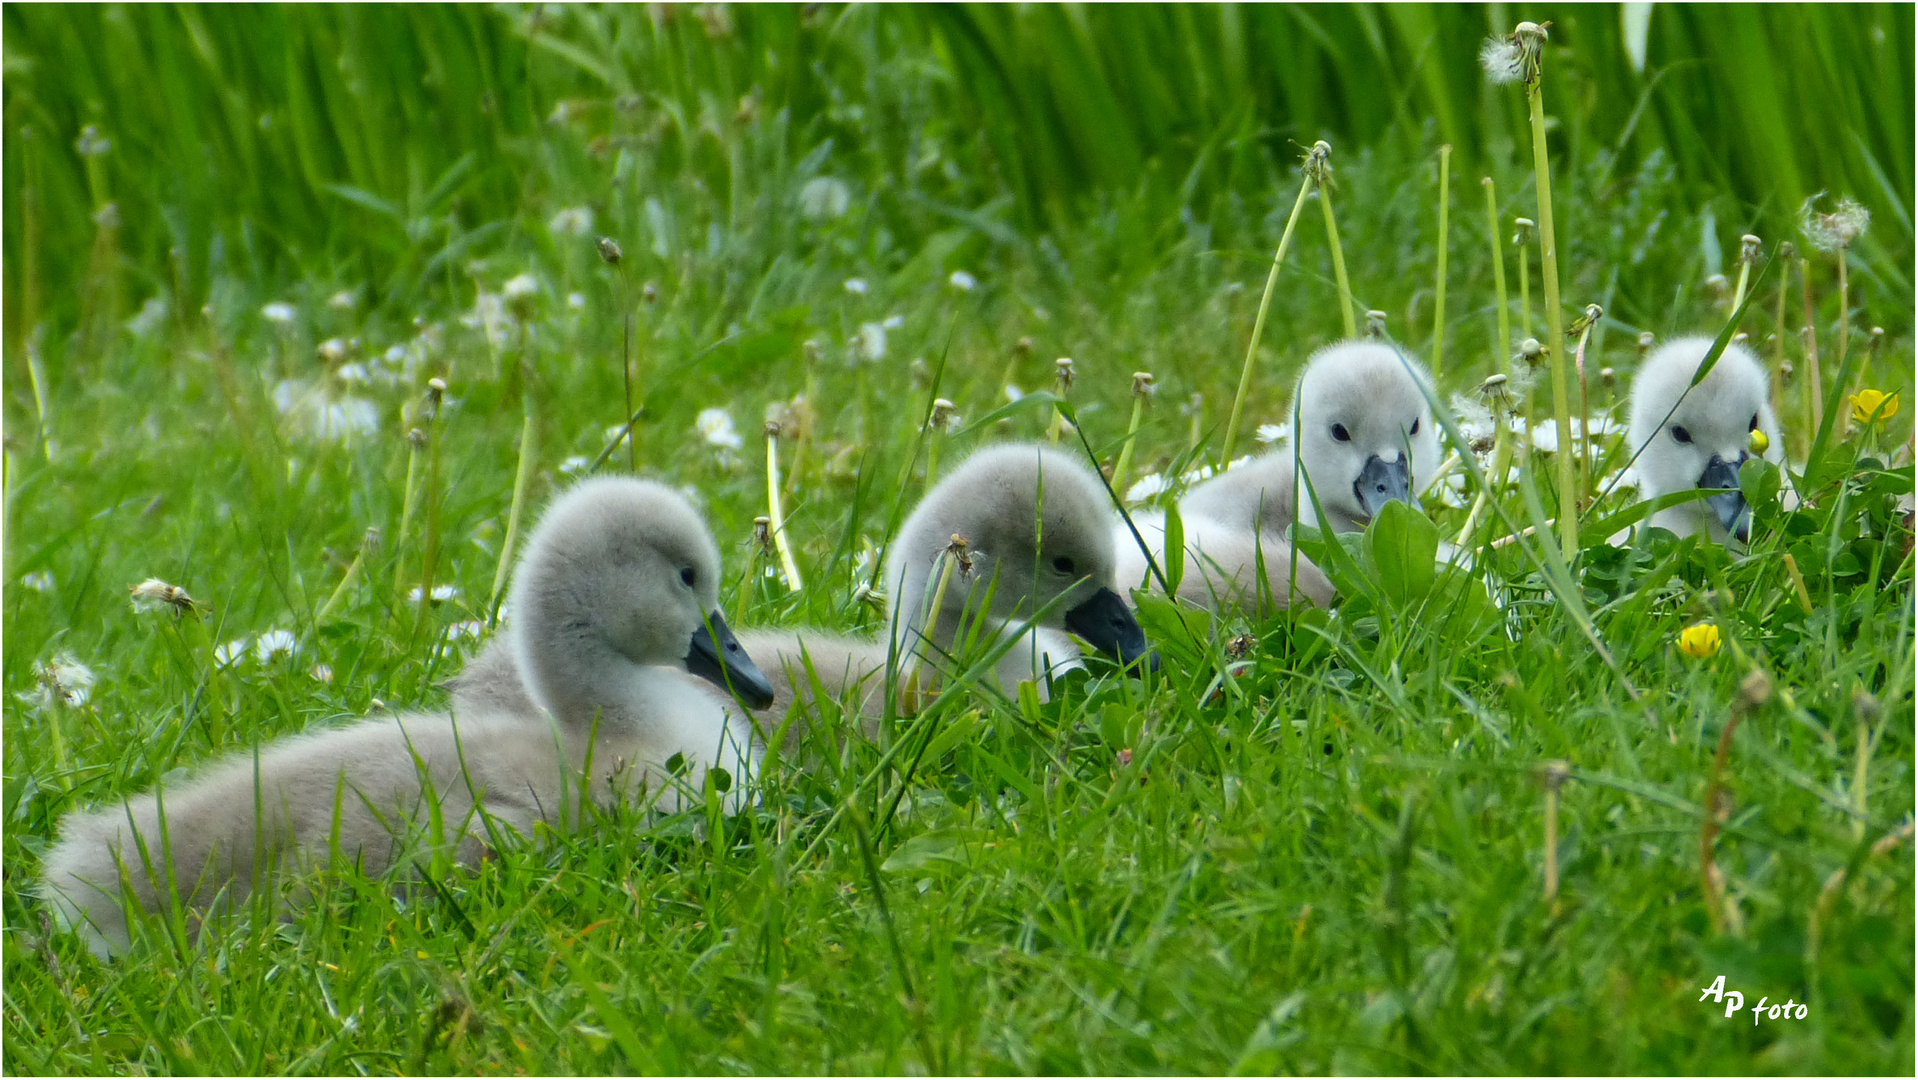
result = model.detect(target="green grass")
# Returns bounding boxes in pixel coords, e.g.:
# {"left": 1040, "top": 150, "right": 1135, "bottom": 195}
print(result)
{"left": 4, "top": 5, "right": 1913, "bottom": 1074}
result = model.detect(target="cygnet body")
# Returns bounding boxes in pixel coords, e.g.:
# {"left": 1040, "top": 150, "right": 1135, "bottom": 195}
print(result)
{"left": 1628, "top": 336, "right": 1784, "bottom": 543}
{"left": 736, "top": 443, "right": 1151, "bottom": 727}
{"left": 41, "top": 477, "right": 772, "bottom": 958}
{"left": 1117, "top": 341, "right": 1438, "bottom": 609}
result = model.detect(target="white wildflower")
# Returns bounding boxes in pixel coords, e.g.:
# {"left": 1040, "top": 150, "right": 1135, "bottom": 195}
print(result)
{"left": 843, "top": 277, "right": 869, "bottom": 296}
{"left": 798, "top": 177, "right": 851, "bottom": 221}
{"left": 215, "top": 637, "right": 251, "bottom": 668}
{"left": 317, "top": 337, "right": 349, "bottom": 363}
{"left": 30, "top": 653, "right": 95, "bottom": 709}
{"left": 21, "top": 571, "right": 55, "bottom": 594}
{"left": 696, "top": 408, "right": 744, "bottom": 450}
{"left": 1452, "top": 394, "right": 1496, "bottom": 446}
{"left": 449, "top": 620, "right": 485, "bottom": 641}
{"left": 1479, "top": 37, "right": 1524, "bottom": 84}
{"left": 567, "top": 291, "right": 586, "bottom": 310}
{"left": 335, "top": 363, "right": 370, "bottom": 386}
{"left": 882, "top": 314, "right": 904, "bottom": 330}
{"left": 327, "top": 290, "right": 357, "bottom": 310}
{"left": 1125, "top": 473, "right": 1168, "bottom": 503}
{"left": 254, "top": 630, "right": 298, "bottom": 663}
{"left": 549, "top": 206, "right": 595, "bottom": 237}
{"left": 127, "top": 297, "right": 169, "bottom": 338}
{"left": 1004, "top": 384, "right": 1024, "bottom": 402}
{"left": 261, "top": 301, "right": 297, "bottom": 324}
{"left": 272, "top": 380, "right": 381, "bottom": 444}
{"left": 855, "top": 321, "right": 888, "bottom": 362}
{"left": 948, "top": 270, "right": 977, "bottom": 291}
{"left": 74, "top": 125, "right": 111, "bottom": 157}
{"left": 560, "top": 455, "right": 591, "bottom": 475}
{"left": 406, "top": 584, "right": 459, "bottom": 603}
{"left": 308, "top": 664, "right": 335, "bottom": 684}
{"left": 1256, "top": 422, "right": 1291, "bottom": 445}
{"left": 502, "top": 274, "right": 540, "bottom": 301}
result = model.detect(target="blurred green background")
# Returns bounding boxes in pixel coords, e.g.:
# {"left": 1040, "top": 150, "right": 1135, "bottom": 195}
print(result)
{"left": 5, "top": 3, "right": 1911, "bottom": 357}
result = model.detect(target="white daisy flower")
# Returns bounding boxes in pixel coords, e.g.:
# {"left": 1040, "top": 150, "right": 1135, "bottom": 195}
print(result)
{"left": 215, "top": 637, "right": 252, "bottom": 668}
{"left": 696, "top": 408, "right": 744, "bottom": 451}
{"left": 317, "top": 337, "right": 349, "bottom": 363}
{"left": 406, "top": 584, "right": 459, "bottom": 603}
{"left": 327, "top": 290, "right": 357, "bottom": 310}
{"left": 567, "top": 291, "right": 586, "bottom": 310}
{"left": 261, "top": 301, "right": 297, "bottom": 324}
{"left": 1256, "top": 422, "right": 1290, "bottom": 445}
{"left": 843, "top": 277, "right": 869, "bottom": 296}
{"left": 1125, "top": 473, "right": 1168, "bottom": 503}
{"left": 560, "top": 455, "right": 591, "bottom": 475}
{"left": 254, "top": 630, "right": 298, "bottom": 663}
{"left": 948, "top": 270, "right": 978, "bottom": 291}
{"left": 308, "top": 664, "right": 335, "bottom": 684}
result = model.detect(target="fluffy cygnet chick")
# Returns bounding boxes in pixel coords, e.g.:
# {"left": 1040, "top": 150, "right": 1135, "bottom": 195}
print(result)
{"left": 1119, "top": 340, "right": 1439, "bottom": 610}
{"left": 41, "top": 477, "right": 773, "bottom": 958}
{"left": 737, "top": 442, "right": 1152, "bottom": 727}
{"left": 1628, "top": 336, "right": 1785, "bottom": 543}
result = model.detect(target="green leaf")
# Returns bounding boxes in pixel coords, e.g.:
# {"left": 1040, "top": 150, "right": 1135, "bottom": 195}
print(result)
{"left": 1363, "top": 500, "right": 1438, "bottom": 607}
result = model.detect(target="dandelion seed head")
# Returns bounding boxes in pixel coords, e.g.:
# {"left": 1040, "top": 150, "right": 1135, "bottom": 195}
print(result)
{"left": 549, "top": 206, "right": 595, "bottom": 238}
{"left": 31, "top": 652, "right": 96, "bottom": 709}
{"left": 1801, "top": 194, "right": 1871, "bottom": 253}
{"left": 855, "top": 321, "right": 888, "bottom": 362}
{"left": 129, "top": 577, "right": 198, "bottom": 615}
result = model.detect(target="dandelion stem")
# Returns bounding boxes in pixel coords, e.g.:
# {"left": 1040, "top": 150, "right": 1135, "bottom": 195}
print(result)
{"left": 1485, "top": 178, "right": 1511, "bottom": 375}
{"left": 1224, "top": 157, "right": 1316, "bottom": 464}
{"left": 320, "top": 527, "right": 378, "bottom": 626}
{"left": 26, "top": 340, "right": 52, "bottom": 463}
{"left": 392, "top": 431, "right": 425, "bottom": 594}
{"left": 1517, "top": 244, "right": 1533, "bottom": 342}
{"left": 1525, "top": 73, "right": 1578, "bottom": 559}
{"left": 765, "top": 425, "right": 804, "bottom": 593}
{"left": 1773, "top": 253, "right": 1793, "bottom": 452}
{"left": 1112, "top": 373, "right": 1153, "bottom": 491}
{"left": 489, "top": 405, "right": 537, "bottom": 628}
{"left": 1800, "top": 256, "right": 1822, "bottom": 438}
{"left": 1319, "top": 169, "right": 1357, "bottom": 339}
{"left": 1430, "top": 145, "right": 1452, "bottom": 379}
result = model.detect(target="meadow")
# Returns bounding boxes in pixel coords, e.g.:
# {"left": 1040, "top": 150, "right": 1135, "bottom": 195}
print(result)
{"left": 3, "top": 4, "right": 1913, "bottom": 1074}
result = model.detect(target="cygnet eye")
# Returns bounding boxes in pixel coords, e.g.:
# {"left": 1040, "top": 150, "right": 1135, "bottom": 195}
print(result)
{"left": 1671, "top": 425, "right": 1693, "bottom": 444}
{"left": 1410, "top": 418, "right": 1420, "bottom": 435}
{"left": 680, "top": 567, "right": 697, "bottom": 587}
{"left": 1331, "top": 423, "right": 1351, "bottom": 442}
{"left": 1053, "top": 556, "right": 1075, "bottom": 575}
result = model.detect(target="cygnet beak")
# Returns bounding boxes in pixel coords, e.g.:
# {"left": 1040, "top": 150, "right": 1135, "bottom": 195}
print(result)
{"left": 1699, "top": 453, "right": 1751, "bottom": 543}
{"left": 1064, "top": 586, "right": 1157, "bottom": 674}
{"left": 686, "top": 610, "right": 777, "bottom": 709}
{"left": 1355, "top": 453, "right": 1414, "bottom": 521}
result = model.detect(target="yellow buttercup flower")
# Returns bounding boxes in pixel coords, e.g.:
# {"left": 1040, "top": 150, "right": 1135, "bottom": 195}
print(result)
{"left": 1849, "top": 389, "right": 1900, "bottom": 425}
{"left": 1678, "top": 622, "right": 1722, "bottom": 660}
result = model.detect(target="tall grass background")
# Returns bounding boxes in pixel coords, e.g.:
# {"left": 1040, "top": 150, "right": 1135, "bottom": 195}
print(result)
{"left": 3, "top": 5, "right": 1912, "bottom": 1074}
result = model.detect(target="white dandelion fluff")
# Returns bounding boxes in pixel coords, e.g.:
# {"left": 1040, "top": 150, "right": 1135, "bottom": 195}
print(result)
{"left": 855, "top": 321, "right": 888, "bottom": 362}
{"left": 548, "top": 206, "right": 595, "bottom": 238}
{"left": 1800, "top": 194, "right": 1871, "bottom": 253}
{"left": 1480, "top": 37, "right": 1524, "bottom": 85}
{"left": 29, "top": 653, "right": 96, "bottom": 709}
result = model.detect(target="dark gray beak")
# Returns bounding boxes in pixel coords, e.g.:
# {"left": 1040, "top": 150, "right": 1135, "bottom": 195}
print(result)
{"left": 686, "top": 610, "right": 776, "bottom": 710}
{"left": 1063, "top": 586, "right": 1157, "bottom": 673}
{"left": 1355, "top": 453, "right": 1414, "bottom": 521}
{"left": 1699, "top": 453, "right": 1751, "bottom": 543}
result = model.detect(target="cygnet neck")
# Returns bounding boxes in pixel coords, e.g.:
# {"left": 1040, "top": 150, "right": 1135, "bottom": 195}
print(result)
{"left": 511, "top": 602, "right": 673, "bottom": 737}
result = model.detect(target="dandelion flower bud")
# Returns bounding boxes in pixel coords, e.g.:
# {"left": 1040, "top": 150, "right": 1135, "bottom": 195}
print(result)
{"left": 407, "top": 428, "right": 427, "bottom": 449}
{"left": 596, "top": 237, "right": 623, "bottom": 265}
{"left": 928, "top": 398, "right": 959, "bottom": 432}
{"left": 752, "top": 516, "right": 773, "bottom": 552}
{"left": 1852, "top": 687, "right": 1882, "bottom": 724}
{"left": 1540, "top": 759, "right": 1570, "bottom": 790}
{"left": 1014, "top": 336, "right": 1033, "bottom": 357}
{"left": 1739, "top": 234, "right": 1763, "bottom": 263}
{"left": 1737, "top": 670, "right": 1773, "bottom": 711}
{"left": 1600, "top": 367, "right": 1616, "bottom": 388}
{"left": 1517, "top": 338, "right": 1544, "bottom": 368}
{"left": 1637, "top": 331, "right": 1655, "bottom": 359}
{"left": 1054, "top": 357, "right": 1076, "bottom": 390}
{"left": 1131, "top": 372, "right": 1156, "bottom": 399}
{"left": 1477, "top": 372, "right": 1510, "bottom": 402}
{"left": 803, "top": 339, "right": 821, "bottom": 364}
{"left": 1513, "top": 218, "right": 1536, "bottom": 247}
{"left": 642, "top": 282, "right": 659, "bottom": 305}
{"left": 1365, "top": 310, "right": 1388, "bottom": 338}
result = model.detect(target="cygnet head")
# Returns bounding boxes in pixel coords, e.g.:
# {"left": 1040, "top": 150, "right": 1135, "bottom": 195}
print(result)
{"left": 885, "top": 443, "right": 1150, "bottom": 669}
{"left": 508, "top": 476, "right": 775, "bottom": 715}
{"left": 1629, "top": 336, "right": 1782, "bottom": 543}
{"left": 1296, "top": 341, "right": 1442, "bottom": 531}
